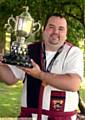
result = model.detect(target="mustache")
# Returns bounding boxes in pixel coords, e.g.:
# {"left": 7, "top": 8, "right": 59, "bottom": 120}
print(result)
{"left": 50, "top": 33, "right": 59, "bottom": 37}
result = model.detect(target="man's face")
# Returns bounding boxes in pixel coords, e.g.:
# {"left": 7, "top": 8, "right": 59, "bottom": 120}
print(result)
{"left": 42, "top": 16, "right": 67, "bottom": 50}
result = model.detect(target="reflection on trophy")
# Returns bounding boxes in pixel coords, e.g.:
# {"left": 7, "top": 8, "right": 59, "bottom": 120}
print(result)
{"left": 2, "top": 6, "right": 41, "bottom": 67}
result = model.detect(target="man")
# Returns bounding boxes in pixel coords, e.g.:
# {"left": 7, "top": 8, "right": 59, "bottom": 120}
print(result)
{"left": 0, "top": 13, "right": 84, "bottom": 120}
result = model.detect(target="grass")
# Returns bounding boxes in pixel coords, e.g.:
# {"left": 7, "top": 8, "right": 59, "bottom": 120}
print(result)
{"left": 0, "top": 78, "right": 85, "bottom": 118}
{"left": 80, "top": 78, "right": 85, "bottom": 102}
{"left": 0, "top": 81, "right": 22, "bottom": 117}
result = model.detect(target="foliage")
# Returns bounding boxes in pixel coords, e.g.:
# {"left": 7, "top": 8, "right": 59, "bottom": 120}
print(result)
{"left": 67, "top": 17, "right": 84, "bottom": 46}
{"left": 0, "top": 0, "right": 85, "bottom": 46}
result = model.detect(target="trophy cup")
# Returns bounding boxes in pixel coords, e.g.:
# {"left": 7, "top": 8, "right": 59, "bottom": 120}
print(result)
{"left": 2, "top": 6, "right": 41, "bottom": 67}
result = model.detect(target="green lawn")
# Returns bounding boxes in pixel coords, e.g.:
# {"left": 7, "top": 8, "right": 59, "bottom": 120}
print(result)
{"left": 0, "top": 81, "right": 22, "bottom": 117}
{"left": 80, "top": 79, "right": 85, "bottom": 102}
{"left": 0, "top": 78, "right": 85, "bottom": 117}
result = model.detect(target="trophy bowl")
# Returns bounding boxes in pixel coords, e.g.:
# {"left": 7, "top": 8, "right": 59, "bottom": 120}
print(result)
{"left": 2, "top": 6, "right": 41, "bottom": 67}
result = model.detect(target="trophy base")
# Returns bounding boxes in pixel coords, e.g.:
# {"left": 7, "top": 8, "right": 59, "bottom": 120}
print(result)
{"left": 2, "top": 60, "right": 33, "bottom": 68}
{"left": 2, "top": 53, "right": 33, "bottom": 68}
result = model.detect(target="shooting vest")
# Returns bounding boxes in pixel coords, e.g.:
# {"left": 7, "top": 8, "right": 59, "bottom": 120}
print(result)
{"left": 19, "top": 41, "right": 77, "bottom": 120}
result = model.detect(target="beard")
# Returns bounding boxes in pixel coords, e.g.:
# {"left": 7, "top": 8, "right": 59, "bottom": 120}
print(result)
{"left": 42, "top": 32, "right": 65, "bottom": 48}
{"left": 48, "top": 34, "right": 60, "bottom": 45}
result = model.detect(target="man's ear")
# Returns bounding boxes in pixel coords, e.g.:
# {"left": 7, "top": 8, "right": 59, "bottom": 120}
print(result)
{"left": 41, "top": 26, "right": 44, "bottom": 32}
{"left": 65, "top": 36, "right": 67, "bottom": 40}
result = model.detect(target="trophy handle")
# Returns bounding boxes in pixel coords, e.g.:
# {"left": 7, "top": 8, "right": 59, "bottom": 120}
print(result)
{"left": 32, "top": 22, "right": 41, "bottom": 34}
{"left": 8, "top": 15, "right": 16, "bottom": 25}
{"left": 6, "top": 15, "right": 16, "bottom": 32}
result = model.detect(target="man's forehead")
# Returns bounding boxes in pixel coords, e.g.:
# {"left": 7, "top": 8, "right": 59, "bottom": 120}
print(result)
{"left": 47, "top": 16, "right": 67, "bottom": 25}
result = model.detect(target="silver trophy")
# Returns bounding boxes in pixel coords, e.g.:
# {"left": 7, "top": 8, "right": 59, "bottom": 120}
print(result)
{"left": 2, "top": 6, "right": 41, "bottom": 67}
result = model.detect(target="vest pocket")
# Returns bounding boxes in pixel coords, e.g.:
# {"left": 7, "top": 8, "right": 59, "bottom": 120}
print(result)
{"left": 50, "top": 91, "right": 66, "bottom": 112}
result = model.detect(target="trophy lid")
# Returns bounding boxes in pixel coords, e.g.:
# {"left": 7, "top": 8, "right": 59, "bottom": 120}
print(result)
{"left": 20, "top": 6, "right": 34, "bottom": 21}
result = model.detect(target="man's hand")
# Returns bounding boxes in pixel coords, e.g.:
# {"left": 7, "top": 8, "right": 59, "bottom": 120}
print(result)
{"left": 21, "top": 59, "right": 41, "bottom": 79}
{"left": 0, "top": 54, "right": 6, "bottom": 66}
{"left": 0, "top": 55, "right": 18, "bottom": 85}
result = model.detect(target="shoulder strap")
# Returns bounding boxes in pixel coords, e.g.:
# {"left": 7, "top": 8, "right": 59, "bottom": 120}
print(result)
{"left": 28, "top": 41, "right": 42, "bottom": 67}
{"left": 26, "top": 41, "right": 42, "bottom": 108}
{"left": 62, "top": 41, "right": 73, "bottom": 70}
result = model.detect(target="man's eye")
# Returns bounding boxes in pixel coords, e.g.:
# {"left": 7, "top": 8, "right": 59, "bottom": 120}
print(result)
{"left": 49, "top": 26, "right": 54, "bottom": 28}
{"left": 59, "top": 28, "right": 64, "bottom": 31}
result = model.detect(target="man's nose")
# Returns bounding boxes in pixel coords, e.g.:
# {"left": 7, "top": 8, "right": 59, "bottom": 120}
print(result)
{"left": 53, "top": 28, "right": 59, "bottom": 34}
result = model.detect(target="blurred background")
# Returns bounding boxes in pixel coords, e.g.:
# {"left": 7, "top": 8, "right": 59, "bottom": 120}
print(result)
{"left": 0, "top": 0, "right": 85, "bottom": 118}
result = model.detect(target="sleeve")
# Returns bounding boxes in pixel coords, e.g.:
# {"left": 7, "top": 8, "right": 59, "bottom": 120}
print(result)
{"left": 63, "top": 47, "right": 84, "bottom": 80}
{"left": 8, "top": 65, "right": 25, "bottom": 80}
